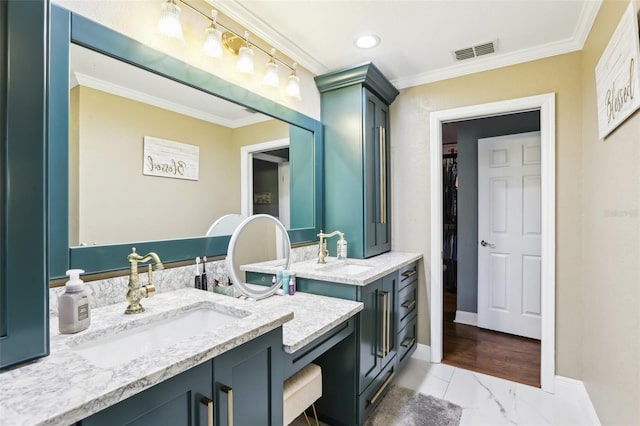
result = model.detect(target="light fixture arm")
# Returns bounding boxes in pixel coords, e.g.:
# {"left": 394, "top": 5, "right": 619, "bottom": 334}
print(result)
{"left": 176, "top": 0, "right": 296, "bottom": 72}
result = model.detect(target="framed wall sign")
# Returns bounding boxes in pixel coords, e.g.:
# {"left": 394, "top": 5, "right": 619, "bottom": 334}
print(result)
{"left": 595, "top": 1, "right": 640, "bottom": 139}
{"left": 143, "top": 136, "right": 199, "bottom": 180}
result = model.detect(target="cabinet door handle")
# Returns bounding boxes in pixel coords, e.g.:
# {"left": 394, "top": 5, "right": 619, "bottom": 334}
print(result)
{"left": 367, "top": 369, "right": 396, "bottom": 405}
{"left": 401, "top": 337, "right": 416, "bottom": 348}
{"left": 221, "top": 385, "right": 233, "bottom": 426}
{"left": 401, "top": 299, "right": 416, "bottom": 310}
{"left": 378, "top": 291, "right": 387, "bottom": 358}
{"left": 385, "top": 291, "right": 391, "bottom": 354}
{"left": 379, "top": 126, "right": 387, "bottom": 225}
{"left": 200, "top": 397, "right": 213, "bottom": 426}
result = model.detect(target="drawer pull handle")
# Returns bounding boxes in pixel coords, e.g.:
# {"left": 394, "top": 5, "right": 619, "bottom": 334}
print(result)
{"left": 402, "top": 269, "right": 417, "bottom": 279}
{"left": 200, "top": 397, "right": 213, "bottom": 426}
{"left": 221, "top": 385, "right": 233, "bottom": 426}
{"left": 401, "top": 300, "right": 416, "bottom": 310}
{"left": 401, "top": 337, "right": 416, "bottom": 348}
{"left": 368, "top": 369, "right": 396, "bottom": 405}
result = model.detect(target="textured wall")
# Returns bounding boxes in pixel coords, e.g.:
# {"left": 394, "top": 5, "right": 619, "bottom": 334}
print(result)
{"left": 579, "top": 0, "right": 640, "bottom": 423}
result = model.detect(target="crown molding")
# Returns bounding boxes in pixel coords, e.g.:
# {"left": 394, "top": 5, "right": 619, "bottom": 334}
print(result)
{"left": 73, "top": 72, "right": 270, "bottom": 128}
{"left": 393, "top": 36, "right": 584, "bottom": 89}
{"left": 573, "top": 0, "right": 602, "bottom": 49}
{"left": 206, "top": 0, "right": 329, "bottom": 76}
{"left": 393, "top": 0, "right": 602, "bottom": 89}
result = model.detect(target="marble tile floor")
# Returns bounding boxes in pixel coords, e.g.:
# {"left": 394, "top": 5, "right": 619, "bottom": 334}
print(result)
{"left": 292, "top": 357, "right": 596, "bottom": 426}
{"left": 393, "top": 358, "right": 596, "bottom": 426}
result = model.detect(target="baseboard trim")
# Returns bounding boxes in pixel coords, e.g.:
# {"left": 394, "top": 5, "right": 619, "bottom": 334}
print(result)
{"left": 411, "top": 343, "right": 431, "bottom": 362}
{"left": 555, "top": 376, "right": 601, "bottom": 425}
{"left": 454, "top": 310, "right": 478, "bottom": 326}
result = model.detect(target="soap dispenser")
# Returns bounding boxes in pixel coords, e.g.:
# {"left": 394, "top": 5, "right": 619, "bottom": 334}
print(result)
{"left": 58, "top": 269, "right": 91, "bottom": 334}
{"left": 337, "top": 236, "right": 348, "bottom": 260}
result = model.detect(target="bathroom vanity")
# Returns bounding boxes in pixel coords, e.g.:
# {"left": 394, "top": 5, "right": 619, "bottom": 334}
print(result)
{"left": 244, "top": 251, "right": 421, "bottom": 425}
{"left": 0, "top": 289, "right": 362, "bottom": 425}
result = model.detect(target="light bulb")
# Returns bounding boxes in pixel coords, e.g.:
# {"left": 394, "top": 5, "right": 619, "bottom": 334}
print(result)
{"left": 203, "top": 26, "right": 222, "bottom": 58}
{"left": 285, "top": 74, "right": 301, "bottom": 101}
{"left": 157, "top": 0, "right": 184, "bottom": 42}
{"left": 263, "top": 61, "right": 280, "bottom": 87}
{"left": 236, "top": 45, "right": 254, "bottom": 74}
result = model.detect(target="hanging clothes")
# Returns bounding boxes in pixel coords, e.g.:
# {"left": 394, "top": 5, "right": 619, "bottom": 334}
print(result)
{"left": 442, "top": 153, "right": 458, "bottom": 292}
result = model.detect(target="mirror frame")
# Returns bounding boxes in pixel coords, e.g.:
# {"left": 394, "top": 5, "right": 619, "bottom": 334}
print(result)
{"left": 49, "top": 6, "right": 324, "bottom": 279}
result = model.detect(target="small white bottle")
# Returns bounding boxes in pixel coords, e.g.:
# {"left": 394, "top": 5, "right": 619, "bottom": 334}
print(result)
{"left": 58, "top": 269, "right": 91, "bottom": 334}
{"left": 337, "top": 237, "right": 348, "bottom": 260}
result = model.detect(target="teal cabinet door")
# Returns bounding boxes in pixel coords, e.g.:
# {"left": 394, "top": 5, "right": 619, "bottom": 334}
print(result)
{"left": 358, "top": 271, "right": 397, "bottom": 392}
{"left": 81, "top": 361, "right": 212, "bottom": 426}
{"left": 364, "top": 88, "right": 391, "bottom": 257}
{"left": 316, "top": 63, "right": 398, "bottom": 259}
{"left": 213, "top": 328, "right": 284, "bottom": 426}
{"left": 358, "top": 278, "right": 382, "bottom": 391}
{"left": 0, "top": 0, "right": 50, "bottom": 369}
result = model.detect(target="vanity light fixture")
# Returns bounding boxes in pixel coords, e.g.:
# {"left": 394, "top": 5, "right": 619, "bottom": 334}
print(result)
{"left": 156, "top": 0, "right": 302, "bottom": 100}
{"left": 202, "top": 10, "right": 222, "bottom": 58}
{"left": 263, "top": 48, "right": 280, "bottom": 88}
{"left": 355, "top": 34, "right": 380, "bottom": 49}
{"left": 157, "top": 0, "right": 184, "bottom": 42}
{"left": 285, "top": 62, "right": 301, "bottom": 101}
{"left": 236, "top": 31, "right": 255, "bottom": 74}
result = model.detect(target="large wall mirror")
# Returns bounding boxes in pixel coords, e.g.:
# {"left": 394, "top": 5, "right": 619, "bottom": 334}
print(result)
{"left": 50, "top": 7, "right": 323, "bottom": 279}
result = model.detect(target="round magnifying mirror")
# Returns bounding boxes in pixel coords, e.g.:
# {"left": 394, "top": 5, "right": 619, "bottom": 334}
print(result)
{"left": 226, "top": 214, "right": 291, "bottom": 299}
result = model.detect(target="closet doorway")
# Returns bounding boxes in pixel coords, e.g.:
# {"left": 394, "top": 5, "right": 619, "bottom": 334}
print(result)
{"left": 429, "top": 93, "right": 556, "bottom": 392}
{"left": 440, "top": 115, "right": 542, "bottom": 388}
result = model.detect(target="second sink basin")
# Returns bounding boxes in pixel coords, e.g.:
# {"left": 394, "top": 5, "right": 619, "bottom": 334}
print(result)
{"left": 71, "top": 307, "right": 246, "bottom": 368}
{"left": 317, "top": 259, "right": 375, "bottom": 276}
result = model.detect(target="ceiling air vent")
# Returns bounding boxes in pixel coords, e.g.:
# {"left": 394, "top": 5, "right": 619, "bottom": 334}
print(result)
{"left": 453, "top": 40, "right": 497, "bottom": 61}
{"left": 454, "top": 47, "right": 475, "bottom": 61}
{"left": 474, "top": 42, "right": 495, "bottom": 57}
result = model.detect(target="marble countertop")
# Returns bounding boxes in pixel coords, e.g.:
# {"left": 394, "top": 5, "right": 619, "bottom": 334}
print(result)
{"left": 242, "top": 251, "right": 422, "bottom": 286}
{"left": 0, "top": 288, "right": 362, "bottom": 426}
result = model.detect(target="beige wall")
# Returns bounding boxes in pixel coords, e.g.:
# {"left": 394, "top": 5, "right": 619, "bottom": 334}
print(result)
{"left": 579, "top": 0, "right": 640, "bottom": 424}
{"left": 391, "top": 52, "right": 584, "bottom": 378}
{"left": 73, "top": 86, "right": 287, "bottom": 245}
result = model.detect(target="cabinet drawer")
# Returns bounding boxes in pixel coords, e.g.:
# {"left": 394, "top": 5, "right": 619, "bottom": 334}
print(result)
{"left": 398, "top": 262, "right": 418, "bottom": 290}
{"left": 398, "top": 280, "right": 417, "bottom": 330}
{"left": 397, "top": 316, "right": 417, "bottom": 368}
{"left": 358, "top": 356, "right": 396, "bottom": 424}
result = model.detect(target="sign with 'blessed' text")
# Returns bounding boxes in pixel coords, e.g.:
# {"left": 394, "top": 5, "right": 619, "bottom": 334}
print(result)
{"left": 595, "top": 2, "right": 640, "bottom": 139}
{"left": 143, "top": 136, "right": 199, "bottom": 180}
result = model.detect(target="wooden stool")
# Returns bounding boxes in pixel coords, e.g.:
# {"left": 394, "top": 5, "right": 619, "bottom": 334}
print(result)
{"left": 283, "top": 363, "right": 322, "bottom": 426}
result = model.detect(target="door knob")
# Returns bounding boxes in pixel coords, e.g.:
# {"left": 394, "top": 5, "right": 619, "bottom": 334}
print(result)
{"left": 481, "top": 240, "right": 495, "bottom": 248}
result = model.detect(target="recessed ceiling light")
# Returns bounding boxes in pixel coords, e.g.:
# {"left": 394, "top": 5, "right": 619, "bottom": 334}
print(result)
{"left": 355, "top": 35, "right": 380, "bottom": 49}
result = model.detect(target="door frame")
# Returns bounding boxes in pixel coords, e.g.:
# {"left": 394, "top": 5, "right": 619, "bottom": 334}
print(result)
{"left": 429, "top": 93, "right": 556, "bottom": 392}
{"left": 240, "top": 138, "right": 289, "bottom": 218}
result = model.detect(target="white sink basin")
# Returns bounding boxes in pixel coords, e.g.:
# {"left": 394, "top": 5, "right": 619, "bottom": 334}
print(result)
{"left": 72, "top": 308, "right": 244, "bottom": 368}
{"left": 317, "top": 260, "right": 375, "bottom": 276}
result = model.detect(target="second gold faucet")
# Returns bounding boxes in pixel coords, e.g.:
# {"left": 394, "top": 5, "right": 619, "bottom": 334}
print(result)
{"left": 317, "top": 230, "right": 347, "bottom": 264}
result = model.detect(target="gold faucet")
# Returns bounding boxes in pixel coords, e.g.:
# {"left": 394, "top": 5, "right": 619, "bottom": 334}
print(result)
{"left": 317, "top": 230, "right": 345, "bottom": 264}
{"left": 125, "top": 247, "right": 164, "bottom": 314}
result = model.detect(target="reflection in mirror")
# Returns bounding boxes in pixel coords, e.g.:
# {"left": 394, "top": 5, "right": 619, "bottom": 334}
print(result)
{"left": 226, "top": 214, "right": 291, "bottom": 300}
{"left": 68, "top": 44, "right": 313, "bottom": 246}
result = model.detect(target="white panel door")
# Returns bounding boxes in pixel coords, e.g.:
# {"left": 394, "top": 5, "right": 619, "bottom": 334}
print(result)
{"left": 477, "top": 131, "right": 541, "bottom": 340}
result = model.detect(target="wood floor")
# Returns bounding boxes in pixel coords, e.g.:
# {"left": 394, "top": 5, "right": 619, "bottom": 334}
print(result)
{"left": 442, "top": 291, "right": 541, "bottom": 388}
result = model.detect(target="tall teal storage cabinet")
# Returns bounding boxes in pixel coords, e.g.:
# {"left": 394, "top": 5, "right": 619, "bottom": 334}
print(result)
{"left": 315, "top": 63, "right": 399, "bottom": 259}
{"left": 0, "top": 0, "right": 50, "bottom": 369}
